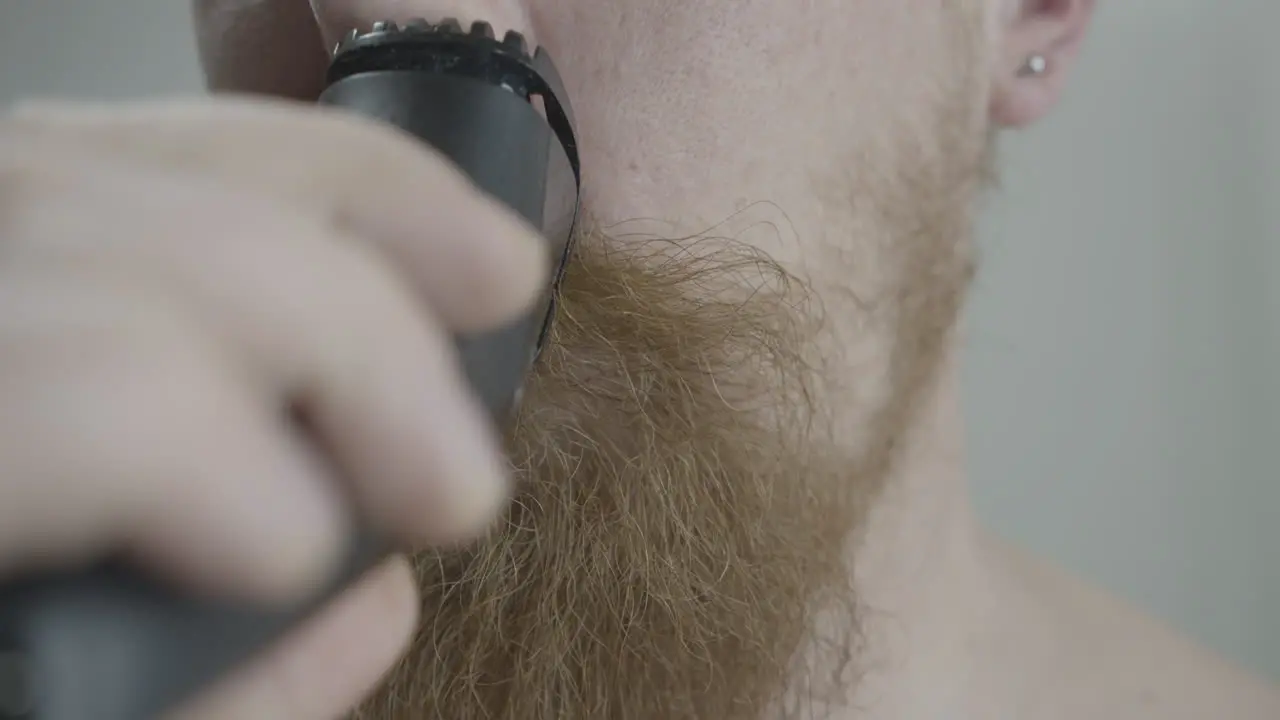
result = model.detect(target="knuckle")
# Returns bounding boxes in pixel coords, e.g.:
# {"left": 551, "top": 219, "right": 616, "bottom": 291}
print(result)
{"left": 0, "top": 316, "right": 246, "bottom": 530}
{"left": 99, "top": 372, "right": 259, "bottom": 513}
{"left": 0, "top": 143, "right": 72, "bottom": 245}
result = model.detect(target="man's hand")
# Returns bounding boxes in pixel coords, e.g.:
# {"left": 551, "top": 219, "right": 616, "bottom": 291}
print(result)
{"left": 0, "top": 94, "right": 546, "bottom": 718}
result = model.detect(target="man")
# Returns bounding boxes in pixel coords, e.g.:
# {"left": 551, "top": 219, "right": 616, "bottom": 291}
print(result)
{"left": 0, "top": 0, "right": 1275, "bottom": 718}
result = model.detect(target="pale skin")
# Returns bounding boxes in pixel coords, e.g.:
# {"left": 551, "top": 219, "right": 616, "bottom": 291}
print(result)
{"left": 0, "top": 0, "right": 1275, "bottom": 718}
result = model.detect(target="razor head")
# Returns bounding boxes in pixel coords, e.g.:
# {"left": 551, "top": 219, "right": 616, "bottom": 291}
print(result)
{"left": 319, "top": 18, "right": 583, "bottom": 419}
{"left": 328, "top": 18, "right": 580, "bottom": 189}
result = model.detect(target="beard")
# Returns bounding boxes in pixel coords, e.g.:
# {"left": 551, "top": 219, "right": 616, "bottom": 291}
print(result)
{"left": 355, "top": 231, "right": 864, "bottom": 720}
{"left": 356, "top": 20, "right": 988, "bottom": 720}
{"left": 354, "top": 218, "right": 979, "bottom": 719}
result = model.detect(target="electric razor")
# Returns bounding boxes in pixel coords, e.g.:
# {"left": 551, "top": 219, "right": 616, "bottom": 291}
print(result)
{"left": 0, "top": 19, "right": 581, "bottom": 720}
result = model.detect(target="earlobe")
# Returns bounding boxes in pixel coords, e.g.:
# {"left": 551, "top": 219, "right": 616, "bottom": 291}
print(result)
{"left": 990, "top": 0, "right": 1097, "bottom": 128}
{"left": 991, "top": 51, "right": 1063, "bottom": 128}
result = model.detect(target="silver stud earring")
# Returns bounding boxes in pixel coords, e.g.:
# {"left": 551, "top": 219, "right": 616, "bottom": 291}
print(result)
{"left": 1019, "top": 54, "right": 1049, "bottom": 77}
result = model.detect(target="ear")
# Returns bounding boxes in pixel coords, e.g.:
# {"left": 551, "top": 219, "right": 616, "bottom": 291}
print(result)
{"left": 990, "top": 0, "right": 1098, "bottom": 128}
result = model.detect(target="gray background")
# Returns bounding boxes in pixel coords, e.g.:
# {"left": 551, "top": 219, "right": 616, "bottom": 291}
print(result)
{"left": 1, "top": 0, "right": 1276, "bottom": 680}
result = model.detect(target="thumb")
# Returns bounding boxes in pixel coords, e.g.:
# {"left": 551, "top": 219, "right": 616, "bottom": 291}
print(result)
{"left": 193, "top": 0, "right": 330, "bottom": 100}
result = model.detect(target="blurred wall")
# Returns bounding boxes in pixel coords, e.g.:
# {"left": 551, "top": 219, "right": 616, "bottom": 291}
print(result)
{"left": 1, "top": 0, "right": 1276, "bottom": 681}
{"left": 968, "top": 0, "right": 1279, "bottom": 679}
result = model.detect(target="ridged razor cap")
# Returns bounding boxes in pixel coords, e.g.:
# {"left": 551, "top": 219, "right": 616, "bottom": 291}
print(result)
{"left": 332, "top": 18, "right": 532, "bottom": 61}
{"left": 326, "top": 16, "right": 580, "bottom": 189}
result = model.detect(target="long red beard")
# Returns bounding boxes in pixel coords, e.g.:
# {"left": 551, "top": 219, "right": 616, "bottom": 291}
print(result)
{"left": 357, "top": 234, "right": 866, "bottom": 719}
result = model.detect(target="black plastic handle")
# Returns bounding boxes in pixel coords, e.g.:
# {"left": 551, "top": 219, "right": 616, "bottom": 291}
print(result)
{"left": 0, "top": 534, "right": 388, "bottom": 720}
{"left": 0, "top": 20, "right": 580, "bottom": 720}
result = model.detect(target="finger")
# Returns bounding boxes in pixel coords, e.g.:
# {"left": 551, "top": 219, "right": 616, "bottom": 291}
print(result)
{"left": 6, "top": 97, "right": 551, "bottom": 334}
{"left": 0, "top": 264, "right": 347, "bottom": 602}
{"left": 169, "top": 555, "right": 418, "bottom": 720}
{"left": 1, "top": 144, "right": 509, "bottom": 555}
{"left": 193, "top": 0, "right": 331, "bottom": 100}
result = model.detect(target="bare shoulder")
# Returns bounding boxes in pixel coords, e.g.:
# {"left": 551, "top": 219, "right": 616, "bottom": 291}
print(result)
{"left": 974, "top": 534, "right": 1280, "bottom": 720}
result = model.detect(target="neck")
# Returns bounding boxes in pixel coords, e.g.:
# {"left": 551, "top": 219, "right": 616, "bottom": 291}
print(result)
{"left": 842, "top": 350, "right": 989, "bottom": 718}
